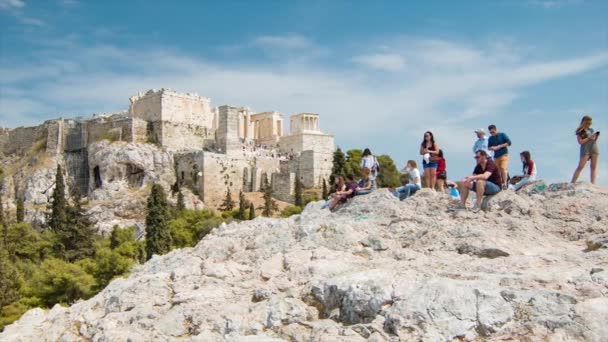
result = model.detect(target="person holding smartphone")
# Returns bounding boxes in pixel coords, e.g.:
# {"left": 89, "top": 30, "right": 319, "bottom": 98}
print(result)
{"left": 571, "top": 115, "right": 600, "bottom": 184}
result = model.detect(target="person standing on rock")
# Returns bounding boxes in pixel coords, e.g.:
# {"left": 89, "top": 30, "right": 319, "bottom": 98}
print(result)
{"left": 571, "top": 115, "right": 600, "bottom": 184}
{"left": 473, "top": 128, "right": 492, "bottom": 159}
{"left": 487, "top": 124, "right": 511, "bottom": 189}
{"left": 435, "top": 150, "right": 447, "bottom": 192}
{"left": 420, "top": 131, "right": 440, "bottom": 189}
{"left": 450, "top": 150, "right": 502, "bottom": 212}
{"left": 360, "top": 148, "right": 379, "bottom": 189}
{"left": 392, "top": 160, "right": 421, "bottom": 200}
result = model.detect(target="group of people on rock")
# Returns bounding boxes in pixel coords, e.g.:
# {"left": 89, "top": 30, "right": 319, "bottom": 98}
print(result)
{"left": 322, "top": 115, "right": 600, "bottom": 211}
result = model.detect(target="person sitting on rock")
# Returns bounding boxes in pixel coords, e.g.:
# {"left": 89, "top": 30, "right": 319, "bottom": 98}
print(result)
{"left": 327, "top": 174, "right": 359, "bottom": 210}
{"left": 509, "top": 151, "right": 537, "bottom": 191}
{"left": 450, "top": 150, "right": 502, "bottom": 212}
{"left": 391, "top": 160, "right": 421, "bottom": 200}
{"left": 354, "top": 167, "right": 374, "bottom": 196}
{"left": 320, "top": 176, "right": 346, "bottom": 209}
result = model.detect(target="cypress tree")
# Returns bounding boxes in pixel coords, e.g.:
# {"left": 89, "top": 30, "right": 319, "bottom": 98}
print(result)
{"left": 176, "top": 190, "right": 185, "bottom": 213}
{"left": 110, "top": 225, "right": 121, "bottom": 249}
{"left": 16, "top": 196, "right": 25, "bottom": 223}
{"left": 145, "top": 184, "right": 172, "bottom": 260}
{"left": 294, "top": 177, "right": 303, "bottom": 207}
{"left": 322, "top": 179, "right": 328, "bottom": 200}
{"left": 60, "top": 193, "right": 96, "bottom": 262}
{"left": 219, "top": 187, "right": 235, "bottom": 211}
{"left": 261, "top": 176, "right": 278, "bottom": 217}
{"left": 0, "top": 196, "right": 6, "bottom": 249}
{"left": 238, "top": 191, "right": 248, "bottom": 220}
{"left": 330, "top": 148, "right": 346, "bottom": 189}
{"left": 48, "top": 164, "right": 68, "bottom": 232}
{"left": 248, "top": 203, "right": 255, "bottom": 220}
{"left": 260, "top": 173, "right": 269, "bottom": 192}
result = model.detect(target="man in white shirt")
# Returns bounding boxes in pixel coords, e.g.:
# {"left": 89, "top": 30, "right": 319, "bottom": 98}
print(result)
{"left": 473, "top": 128, "right": 493, "bottom": 159}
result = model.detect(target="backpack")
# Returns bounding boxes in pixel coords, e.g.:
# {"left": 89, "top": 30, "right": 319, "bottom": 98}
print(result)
{"left": 372, "top": 157, "right": 380, "bottom": 175}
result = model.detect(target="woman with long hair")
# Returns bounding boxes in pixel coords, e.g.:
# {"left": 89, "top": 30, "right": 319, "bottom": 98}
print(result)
{"left": 435, "top": 149, "right": 447, "bottom": 192}
{"left": 571, "top": 115, "right": 600, "bottom": 184}
{"left": 509, "top": 151, "right": 537, "bottom": 191}
{"left": 419, "top": 131, "right": 440, "bottom": 189}
{"left": 321, "top": 176, "right": 346, "bottom": 209}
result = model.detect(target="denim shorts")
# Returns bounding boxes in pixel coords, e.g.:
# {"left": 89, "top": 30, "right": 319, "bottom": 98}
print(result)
{"left": 422, "top": 160, "right": 438, "bottom": 169}
{"left": 470, "top": 180, "right": 501, "bottom": 195}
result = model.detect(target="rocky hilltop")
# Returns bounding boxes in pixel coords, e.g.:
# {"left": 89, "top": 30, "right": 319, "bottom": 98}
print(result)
{"left": 2, "top": 184, "right": 607, "bottom": 341}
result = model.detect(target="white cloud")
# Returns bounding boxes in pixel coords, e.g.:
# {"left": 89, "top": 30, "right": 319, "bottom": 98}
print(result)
{"left": 252, "top": 34, "right": 313, "bottom": 49}
{"left": 528, "top": 0, "right": 584, "bottom": 9}
{"left": 0, "top": 0, "right": 24, "bottom": 10}
{"left": 352, "top": 53, "right": 406, "bottom": 71}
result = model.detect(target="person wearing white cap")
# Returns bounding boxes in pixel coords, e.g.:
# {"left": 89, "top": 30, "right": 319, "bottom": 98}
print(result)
{"left": 473, "top": 128, "right": 493, "bottom": 159}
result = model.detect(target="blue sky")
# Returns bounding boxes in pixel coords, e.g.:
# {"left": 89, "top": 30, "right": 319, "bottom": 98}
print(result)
{"left": 1, "top": 0, "right": 607, "bottom": 185}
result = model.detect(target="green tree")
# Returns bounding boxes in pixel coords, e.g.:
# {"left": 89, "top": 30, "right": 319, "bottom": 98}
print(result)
{"left": 176, "top": 190, "right": 185, "bottom": 213}
{"left": 330, "top": 148, "right": 346, "bottom": 187}
{"left": 294, "top": 177, "right": 303, "bottom": 207}
{"left": 0, "top": 196, "right": 6, "bottom": 249}
{"left": 47, "top": 164, "right": 68, "bottom": 233}
{"left": 30, "top": 258, "right": 95, "bottom": 306}
{"left": 280, "top": 206, "right": 303, "bottom": 218}
{"left": 260, "top": 173, "right": 269, "bottom": 192}
{"left": 0, "top": 249, "right": 20, "bottom": 317}
{"left": 344, "top": 149, "right": 363, "bottom": 179}
{"left": 54, "top": 194, "right": 96, "bottom": 262}
{"left": 5, "top": 223, "right": 48, "bottom": 263}
{"left": 260, "top": 177, "right": 278, "bottom": 217}
{"left": 16, "top": 197, "right": 24, "bottom": 223}
{"left": 219, "top": 187, "right": 235, "bottom": 212}
{"left": 375, "top": 154, "right": 401, "bottom": 187}
{"left": 248, "top": 203, "right": 255, "bottom": 220}
{"left": 322, "top": 179, "right": 328, "bottom": 200}
{"left": 169, "top": 209, "right": 223, "bottom": 248}
{"left": 237, "top": 191, "right": 248, "bottom": 220}
{"left": 145, "top": 184, "right": 172, "bottom": 260}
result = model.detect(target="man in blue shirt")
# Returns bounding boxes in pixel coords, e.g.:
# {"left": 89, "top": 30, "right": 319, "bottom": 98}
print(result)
{"left": 488, "top": 124, "right": 512, "bottom": 189}
{"left": 472, "top": 128, "right": 493, "bottom": 159}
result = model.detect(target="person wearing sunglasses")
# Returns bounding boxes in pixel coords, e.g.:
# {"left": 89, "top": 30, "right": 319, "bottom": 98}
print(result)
{"left": 450, "top": 150, "right": 502, "bottom": 212}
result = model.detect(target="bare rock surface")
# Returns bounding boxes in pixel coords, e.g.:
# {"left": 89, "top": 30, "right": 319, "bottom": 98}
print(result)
{"left": 2, "top": 183, "right": 608, "bottom": 341}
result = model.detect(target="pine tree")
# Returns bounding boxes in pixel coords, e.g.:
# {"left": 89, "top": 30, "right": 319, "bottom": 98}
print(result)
{"left": 176, "top": 190, "right": 185, "bottom": 213}
{"left": 330, "top": 148, "right": 346, "bottom": 188}
{"left": 322, "top": 179, "right": 329, "bottom": 200}
{"left": 219, "top": 187, "right": 235, "bottom": 211}
{"left": 145, "top": 184, "right": 172, "bottom": 260}
{"left": 238, "top": 191, "right": 248, "bottom": 220}
{"left": 260, "top": 173, "right": 269, "bottom": 192}
{"left": 248, "top": 203, "right": 255, "bottom": 220}
{"left": 261, "top": 176, "right": 278, "bottom": 217}
{"left": 48, "top": 164, "right": 68, "bottom": 232}
{"left": 57, "top": 193, "right": 96, "bottom": 262}
{"left": 0, "top": 248, "right": 20, "bottom": 316}
{"left": 294, "top": 177, "right": 303, "bottom": 207}
{"left": 16, "top": 196, "right": 25, "bottom": 223}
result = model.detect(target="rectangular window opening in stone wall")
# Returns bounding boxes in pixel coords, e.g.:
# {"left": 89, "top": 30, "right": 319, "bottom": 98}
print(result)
{"left": 94, "top": 166, "right": 102, "bottom": 189}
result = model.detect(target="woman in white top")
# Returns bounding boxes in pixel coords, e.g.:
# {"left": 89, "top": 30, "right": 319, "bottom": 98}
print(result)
{"left": 360, "top": 148, "right": 379, "bottom": 189}
{"left": 392, "top": 160, "right": 422, "bottom": 200}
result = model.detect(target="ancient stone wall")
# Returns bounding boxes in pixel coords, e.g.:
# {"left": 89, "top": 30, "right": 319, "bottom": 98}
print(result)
{"left": 160, "top": 90, "right": 213, "bottom": 128}
{"left": 3, "top": 124, "right": 48, "bottom": 156}
{"left": 87, "top": 115, "right": 134, "bottom": 145}
{"left": 216, "top": 106, "right": 240, "bottom": 154}
{"left": 272, "top": 172, "right": 295, "bottom": 203}
{"left": 158, "top": 122, "right": 214, "bottom": 151}
{"left": 129, "top": 90, "right": 162, "bottom": 122}
{"left": 45, "top": 120, "right": 63, "bottom": 155}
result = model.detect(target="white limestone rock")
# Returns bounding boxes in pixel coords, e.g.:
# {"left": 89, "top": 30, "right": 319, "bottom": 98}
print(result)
{"left": 2, "top": 184, "right": 608, "bottom": 341}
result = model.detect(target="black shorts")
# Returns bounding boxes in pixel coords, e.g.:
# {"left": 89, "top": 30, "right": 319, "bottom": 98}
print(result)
{"left": 437, "top": 171, "right": 447, "bottom": 180}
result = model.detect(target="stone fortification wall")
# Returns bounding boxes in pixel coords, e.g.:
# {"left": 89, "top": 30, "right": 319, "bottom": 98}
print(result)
{"left": 87, "top": 115, "right": 134, "bottom": 145}
{"left": 158, "top": 122, "right": 214, "bottom": 151}
{"left": 216, "top": 106, "right": 240, "bottom": 154}
{"left": 272, "top": 172, "right": 295, "bottom": 203}
{"left": 175, "top": 151, "right": 281, "bottom": 205}
{"left": 297, "top": 150, "right": 332, "bottom": 188}
{"left": 2, "top": 123, "right": 49, "bottom": 156}
{"left": 278, "top": 132, "right": 335, "bottom": 155}
{"left": 129, "top": 89, "right": 213, "bottom": 128}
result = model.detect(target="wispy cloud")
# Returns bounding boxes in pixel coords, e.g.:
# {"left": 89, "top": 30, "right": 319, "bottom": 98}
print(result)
{"left": 352, "top": 53, "right": 406, "bottom": 71}
{"left": 252, "top": 34, "right": 313, "bottom": 49}
{"left": 528, "top": 0, "right": 584, "bottom": 9}
{"left": 0, "top": 0, "right": 45, "bottom": 26}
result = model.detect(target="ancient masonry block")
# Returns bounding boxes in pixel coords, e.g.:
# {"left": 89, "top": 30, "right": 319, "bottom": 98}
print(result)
{"left": 272, "top": 172, "right": 295, "bottom": 204}
{"left": 217, "top": 105, "right": 240, "bottom": 154}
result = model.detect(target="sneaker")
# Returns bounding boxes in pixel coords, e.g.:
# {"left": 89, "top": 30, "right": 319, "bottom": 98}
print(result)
{"left": 448, "top": 204, "right": 467, "bottom": 211}
{"left": 471, "top": 205, "right": 481, "bottom": 213}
